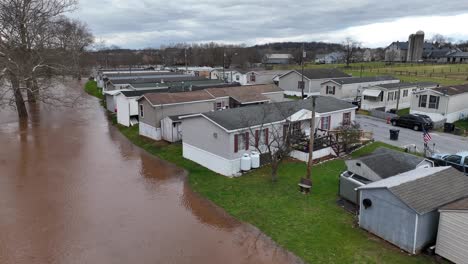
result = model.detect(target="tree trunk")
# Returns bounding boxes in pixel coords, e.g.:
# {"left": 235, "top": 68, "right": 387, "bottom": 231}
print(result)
{"left": 271, "top": 157, "right": 278, "bottom": 182}
{"left": 25, "top": 79, "right": 36, "bottom": 103}
{"left": 10, "top": 74, "right": 28, "bottom": 119}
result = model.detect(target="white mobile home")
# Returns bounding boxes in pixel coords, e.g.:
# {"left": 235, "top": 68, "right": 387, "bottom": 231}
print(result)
{"left": 361, "top": 82, "right": 438, "bottom": 111}
{"left": 278, "top": 69, "right": 351, "bottom": 97}
{"left": 410, "top": 84, "right": 468, "bottom": 123}
{"left": 320, "top": 76, "right": 400, "bottom": 100}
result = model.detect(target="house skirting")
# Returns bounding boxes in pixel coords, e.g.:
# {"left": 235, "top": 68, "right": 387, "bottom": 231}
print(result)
{"left": 283, "top": 91, "right": 320, "bottom": 97}
{"left": 139, "top": 122, "right": 161, "bottom": 141}
{"left": 289, "top": 147, "right": 336, "bottom": 162}
{"left": 183, "top": 143, "right": 241, "bottom": 177}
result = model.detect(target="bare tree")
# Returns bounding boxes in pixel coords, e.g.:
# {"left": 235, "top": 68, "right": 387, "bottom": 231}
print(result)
{"left": 385, "top": 49, "right": 398, "bottom": 63}
{"left": 241, "top": 103, "right": 303, "bottom": 182}
{"left": 342, "top": 37, "right": 361, "bottom": 67}
{"left": 0, "top": 0, "right": 87, "bottom": 119}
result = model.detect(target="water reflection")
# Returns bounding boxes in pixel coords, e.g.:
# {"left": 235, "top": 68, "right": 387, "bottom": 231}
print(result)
{"left": 0, "top": 80, "right": 302, "bottom": 264}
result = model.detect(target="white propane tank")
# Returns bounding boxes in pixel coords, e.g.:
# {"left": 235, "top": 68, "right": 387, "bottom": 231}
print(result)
{"left": 240, "top": 154, "right": 252, "bottom": 171}
{"left": 250, "top": 151, "right": 260, "bottom": 169}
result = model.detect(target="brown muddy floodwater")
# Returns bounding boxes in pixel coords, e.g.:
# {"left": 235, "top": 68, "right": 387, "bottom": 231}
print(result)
{"left": 0, "top": 80, "right": 301, "bottom": 264}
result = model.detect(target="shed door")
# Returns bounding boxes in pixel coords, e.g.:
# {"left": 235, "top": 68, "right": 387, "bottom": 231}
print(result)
{"left": 436, "top": 212, "right": 468, "bottom": 264}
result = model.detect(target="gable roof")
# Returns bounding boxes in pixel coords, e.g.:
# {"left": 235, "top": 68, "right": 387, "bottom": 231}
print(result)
{"left": 143, "top": 90, "right": 214, "bottom": 105}
{"left": 287, "top": 68, "right": 350, "bottom": 80}
{"left": 205, "top": 84, "right": 281, "bottom": 97}
{"left": 432, "top": 84, "right": 468, "bottom": 96}
{"left": 200, "top": 96, "right": 356, "bottom": 131}
{"left": 446, "top": 51, "right": 468, "bottom": 58}
{"left": 327, "top": 76, "right": 398, "bottom": 85}
{"left": 119, "top": 89, "right": 169, "bottom": 98}
{"left": 348, "top": 148, "right": 423, "bottom": 179}
{"left": 440, "top": 197, "right": 468, "bottom": 211}
{"left": 359, "top": 166, "right": 468, "bottom": 214}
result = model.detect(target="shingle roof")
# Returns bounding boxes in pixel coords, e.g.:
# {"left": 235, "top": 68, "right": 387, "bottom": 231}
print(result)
{"left": 108, "top": 76, "right": 208, "bottom": 85}
{"left": 447, "top": 51, "right": 468, "bottom": 58}
{"left": 291, "top": 69, "right": 350, "bottom": 80}
{"left": 205, "top": 84, "right": 282, "bottom": 98}
{"left": 328, "top": 76, "right": 398, "bottom": 85}
{"left": 202, "top": 96, "right": 356, "bottom": 131}
{"left": 440, "top": 197, "right": 468, "bottom": 211}
{"left": 376, "top": 82, "right": 439, "bottom": 90}
{"left": 120, "top": 89, "right": 169, "bottom": 97}
{"left": 351, "top": 148, "right": 423, "bottom": 179}
{"left": 360, "top": 167, "right": 468, "bottom": 215}
{"left": 432, "top": 84, "right": 468, "bottom": 96}
{"left": 143, "top": 90, "right": 213, "bottom": 105}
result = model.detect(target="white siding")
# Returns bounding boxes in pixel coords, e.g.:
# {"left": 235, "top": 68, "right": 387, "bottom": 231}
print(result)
{"left": 139, "top": 122, "right": 161, "bottom": 140}
{"left": 436, "top": 211, "right": 468, "bottom": 264}
{"left": 183, "top": 143, "right": 241, "bottom": 177}
{"left": 116, "top": 94, "right": 130, "bottom": 127}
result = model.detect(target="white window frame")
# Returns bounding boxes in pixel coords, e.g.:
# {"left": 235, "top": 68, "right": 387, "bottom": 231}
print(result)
{"left": 428, "top": 95, "right": 440, "bottom": 109}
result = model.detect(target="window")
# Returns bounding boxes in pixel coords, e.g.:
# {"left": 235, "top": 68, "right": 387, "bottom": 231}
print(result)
{"left": 428, "top": 95, "right": 440, "bottom": 109}
{"left": 387, "top": 91, "right": 394, "bottom": 101}
{"left": 445, "top": 155, "right": 462, "bottom": 164}
{"left": 215, "top": 102, "right": 222, "bottom": 110}
{"left": 298, "top": 81, "right": 305, "bottom": 89}
{"left": 321, "top": 116, "right": 331, "bottom": 130}
{"left": 234, "top": 132, "right": 249, "bottom": 153}
{"left": 343, "top": 112, "right": 351, "bottom": 125}
{"left": 464, "top": 157, "right": 468, "bottom": 166}
{"left": 236, "top": 75, "right": 240, "bottom": 81}
{"left": 139, "top": 104, "right": 144, "bottom": 118}
{"left": 255, "top": 129, "right": 269, "bottom": 147}
{"left": 326, "top": 86, "right": 335, "bottom": 95}
{"left": 250, "top": 74, "right": 256, "bottom": 82}
{"left": 418, "top": 95, "right": 427, "bottom": 107}
{"left": 292, "top": 122, "right": 302, "bottom": 135}
{"left": 403, "top": 90, "right": 409, "bottom": 97}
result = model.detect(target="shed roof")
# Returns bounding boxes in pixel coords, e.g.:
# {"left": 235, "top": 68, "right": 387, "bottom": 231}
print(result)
{"left": 120, "top": 89, "right": 169, "bottom": 98}
{"left": 440, "top": 197, "right": 468, "bottom": 211}
{"left": 200, "top": 96, "right": 356, "bottom": 131}
{"left": 327, "top": 76, "right": 398, "bottom": 85}
{"left": 359, "top": 167, "right": 468, "bottom": 214}
{"left": 349, "top": 148, "right": 423, "bottom": 179}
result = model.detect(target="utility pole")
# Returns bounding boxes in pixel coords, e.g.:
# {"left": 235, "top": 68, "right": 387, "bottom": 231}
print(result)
{"left": 301, "top": 43, "right": 306, "bottom": 98}
{"left": 306, "top": 96, "right": 316, "bottom": 180}
{"left": 185, "top": 48, "right": 188, "bottom": 73}
{"left": 223, "top": 47, "right": 226, "bottom": 83}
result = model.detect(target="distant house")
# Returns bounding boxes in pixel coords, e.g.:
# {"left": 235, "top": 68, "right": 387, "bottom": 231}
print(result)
{"left": 104, "top": 76, "right": 207, "bottom": 92}
{"left": 180, "top": 97, "right": 357, "bottom": 177}
{"left": 410, "top": 84, "right": 468, "bottom": 123}
{"left": 424, "top": 48, "right": 460, "bottom": 63}
{"left": 263, "top": 54, "right": 293, "bottom": 64}
{"left": 361, "top": 82, "right": 438, "bottom": 111}
{"left": 436, "top": 197, "right": 468, "bottom": 264}
{"left": 340, "top": 147, "right": 431, "bottom": 204}
{"left": 115, "top": 89, "right": 168, "bottom": 127}
{"left": 278, "top": 69, "right": 351, "bottom": 97}
{"left": 357, "top": 166, "right": 468, "bottom": 254}
{"left": 385, "top": 41, "right": 435, "bottom": 62}
{"left": 210, "top": 69, "right": 246, "bottom": 84}
{"left": 446, "top": 51, "right": 468, "bottom": 63}
{"left": 137, "top": 84, "right": 285, "bottom": 141}
{"left": 314, "top": 52, "right": 345, "bottom": 64}
{"left": 244, "top": 70, "right": 290, "bottom": 86}
{"left": 320, "top": 76, "right": 400, "bottom": 101}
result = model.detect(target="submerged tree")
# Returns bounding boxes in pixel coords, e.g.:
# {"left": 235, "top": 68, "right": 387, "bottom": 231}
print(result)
{"left": 0, "top": 0, "right": 93, "bottom": 119}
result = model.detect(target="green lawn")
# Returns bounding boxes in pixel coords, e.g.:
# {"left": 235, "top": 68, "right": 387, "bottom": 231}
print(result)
{"left": 84, "top": 80, "right": 103, "bottom": 100}
{"left": 397, "top": 108, "right": 410, "bottom": 116}
{"left": 110, "top": 119, "right": 436, "bottom": 264}
{"left": 454, "top": 119, "right": 468, "bottom": 130}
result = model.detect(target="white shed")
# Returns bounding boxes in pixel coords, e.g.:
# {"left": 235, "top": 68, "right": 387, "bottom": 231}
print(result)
{"left": 161, "top": 115, "right": 183, "bottom": 143}
{"left": 436, "top": 197, "right": 468, "bottom": 264}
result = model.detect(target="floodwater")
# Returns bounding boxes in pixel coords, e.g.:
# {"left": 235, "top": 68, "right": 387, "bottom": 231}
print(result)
{"left": 0, "top": 80, "right": 302, "bottom": 264}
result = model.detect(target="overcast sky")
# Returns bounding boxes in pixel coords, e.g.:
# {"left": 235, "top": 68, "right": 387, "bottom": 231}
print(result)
{"left": 70, "top": 0, "right": 468, "bottom": 49}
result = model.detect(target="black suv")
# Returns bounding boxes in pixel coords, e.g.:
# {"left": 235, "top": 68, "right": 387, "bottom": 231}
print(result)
{"left": 390, "top": 114, "right": 433, "bottom": 131}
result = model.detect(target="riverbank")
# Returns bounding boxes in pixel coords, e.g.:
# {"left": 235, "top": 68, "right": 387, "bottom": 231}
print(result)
{"left": 85, "top": 81, "right": 438, "bottom": 263}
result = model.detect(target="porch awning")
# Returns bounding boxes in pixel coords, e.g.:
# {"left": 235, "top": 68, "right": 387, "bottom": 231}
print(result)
{"left": 362, "top": 89, "right": 382, "bottom": 97}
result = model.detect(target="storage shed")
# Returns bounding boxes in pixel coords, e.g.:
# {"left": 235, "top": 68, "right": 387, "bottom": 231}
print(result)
{"left": 357, "top": 166, "right": 468, "bottom": 254}
{"left": 161, "top": 115, "right": 184, "bottom": 143}
{"left": 436, "top": 197, "right": 468, "bottom": 264}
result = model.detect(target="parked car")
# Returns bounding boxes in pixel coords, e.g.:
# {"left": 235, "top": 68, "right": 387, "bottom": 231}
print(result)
{"left": 390, "top": 114, "right": 433, "bottom": 131}
{"left": 430, "top": 152, "right": 468, "bottom": 174}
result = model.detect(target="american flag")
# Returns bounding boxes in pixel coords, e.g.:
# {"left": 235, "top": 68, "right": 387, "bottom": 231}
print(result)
{"left": 423, "top": 129, "right": 432, "bottom": 143}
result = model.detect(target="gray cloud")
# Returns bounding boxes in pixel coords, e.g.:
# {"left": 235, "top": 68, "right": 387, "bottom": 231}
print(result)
{"left": 69, "top": 0, "right": 468, "bottom": 48}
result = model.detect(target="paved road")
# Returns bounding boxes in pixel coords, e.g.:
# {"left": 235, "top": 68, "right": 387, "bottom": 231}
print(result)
{"left": 356, "top": 115, "right": 468, "bottom": 154}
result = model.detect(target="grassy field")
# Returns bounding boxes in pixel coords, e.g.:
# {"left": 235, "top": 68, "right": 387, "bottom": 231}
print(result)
{"left": 107, "top": 114, "right": 438, "bottom": 264}
{"left": 84, "top": 80, "right": 103, "bottom": 100}
{"left": 454, "top": 119, "right": 468, "bottom": 130}
{"left": 275, "top": 62, "right": 468, "bottom": 86}
{"left": 397, "top": 108, "right": 410, "bottom": 116}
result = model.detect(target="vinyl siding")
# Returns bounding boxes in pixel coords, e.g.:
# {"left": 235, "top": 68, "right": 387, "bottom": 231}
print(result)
{"left": 436, "top": 211, "right": 468, "bottom": 264}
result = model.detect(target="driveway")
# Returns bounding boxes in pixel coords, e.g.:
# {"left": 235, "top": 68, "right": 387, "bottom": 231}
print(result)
{"left": 356, "top": 115, "right": 468, "bottom": 154}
